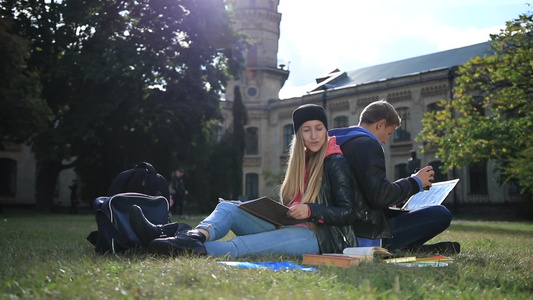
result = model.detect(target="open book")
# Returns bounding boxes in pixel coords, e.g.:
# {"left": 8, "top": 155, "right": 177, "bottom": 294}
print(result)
{"left": 342, "top": 246, "right": 391, "bottom": 258}
{"left": 388, "top": 178, "right": 459, "bottom": 214}
{"left": 220, "top": 196, "right": 306, "bottom": 227}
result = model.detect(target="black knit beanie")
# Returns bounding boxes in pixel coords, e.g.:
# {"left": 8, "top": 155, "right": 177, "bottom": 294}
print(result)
{"left": 292, "top": 104, "right": 328, "bottom": 133}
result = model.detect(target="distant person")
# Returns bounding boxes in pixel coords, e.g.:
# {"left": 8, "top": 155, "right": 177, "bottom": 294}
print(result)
{"left": 406, "top": 150, "right": 421, "bottom": 175}
{"left": 69, "top": 179, "right": 79, "bottom": 214}
{"left": 329, "top": 100, "right": 460, "bottom": 255}
{"left": 171, "top": 169, "right": 188, "bottom": 218}
{"left": 128, "top": 104, "right": 362, "bottom": 257}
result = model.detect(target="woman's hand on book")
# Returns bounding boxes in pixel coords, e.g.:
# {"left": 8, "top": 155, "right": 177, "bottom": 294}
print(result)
{"left": 287, "top": 204, "right": 310, "bottom": 219}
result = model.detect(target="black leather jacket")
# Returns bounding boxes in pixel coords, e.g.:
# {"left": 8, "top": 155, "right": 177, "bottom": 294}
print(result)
{"left": 340, "top": 136, "right": 420, "bottom": 239}
{"left": 306, "top": 153, "right": 362, "bottom": 253}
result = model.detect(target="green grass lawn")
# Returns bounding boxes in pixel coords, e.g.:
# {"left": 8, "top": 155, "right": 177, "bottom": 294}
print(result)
{"left": 0, "top": 212, "right": 532, "bottom": 299}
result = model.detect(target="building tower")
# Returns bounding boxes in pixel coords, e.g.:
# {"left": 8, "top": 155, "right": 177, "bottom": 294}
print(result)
{"left": 225, "top": 0, "right": 288, "bottom": 104}
{"left": 223, "top": 0, "right": 289, "bottom": 199}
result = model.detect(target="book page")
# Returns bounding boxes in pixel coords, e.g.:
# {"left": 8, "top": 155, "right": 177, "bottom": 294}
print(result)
{"left": 342, "top": 247, "right": 391, "bottom": 257}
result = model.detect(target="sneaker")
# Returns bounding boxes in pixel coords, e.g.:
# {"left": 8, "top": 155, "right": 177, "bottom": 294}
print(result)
{"left": 148, "top": 234, "right": 207, "bottom": 256}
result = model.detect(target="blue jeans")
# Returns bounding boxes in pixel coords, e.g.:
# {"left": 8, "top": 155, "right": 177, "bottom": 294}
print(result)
{"left": 196, "top": 202, "right": 320, "bottom": 257}
{"left": 383, "top": 205, "right": 452, "bottom": 250}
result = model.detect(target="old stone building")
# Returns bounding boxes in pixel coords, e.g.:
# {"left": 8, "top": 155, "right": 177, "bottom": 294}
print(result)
{"left": 220, "top": 0, "right": 521, "bottom": 209}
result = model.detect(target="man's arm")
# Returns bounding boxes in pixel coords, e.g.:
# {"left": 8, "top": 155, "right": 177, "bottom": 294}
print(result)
{"left": 341, "top": 137, "right": 419, "bottom": 209}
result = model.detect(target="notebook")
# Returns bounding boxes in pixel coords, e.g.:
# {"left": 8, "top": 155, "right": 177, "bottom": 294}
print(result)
{"left": 388, "top": 178, "right": 460, "bottom": 213}
{"left": 219, "top": 197, "right": 306, "bottom": 227}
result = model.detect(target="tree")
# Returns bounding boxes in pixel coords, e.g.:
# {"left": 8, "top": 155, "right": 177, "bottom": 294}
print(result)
{"left": 1, "top": 0, "right": 243, "bottom": 210}
{"left": 418, "top": 12, "right": 533, "bottom": 195}
{"left": 230, "top": 85, "right": 247, "bottom": 198}
{"left": 0, "top": 18, "right": 52, "bottom": 145}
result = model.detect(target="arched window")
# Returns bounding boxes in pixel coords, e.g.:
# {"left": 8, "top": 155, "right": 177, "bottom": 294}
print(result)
{"left": 0, "top": 158, "right": 17, "bottom": 196}
{"left": 283, "top": 124, "right": 294, "bottom": 150}
{"left": 333, "top": 116, "right": 349, "bottom": 128}
{"left": 245, "top": 173, "right": 259, "bottom": 199}
{"left": 394, "top": 107, "right": 411, "bottom": 141}
{"left": 245, "top": 127, "right": 259, "bottom": 155}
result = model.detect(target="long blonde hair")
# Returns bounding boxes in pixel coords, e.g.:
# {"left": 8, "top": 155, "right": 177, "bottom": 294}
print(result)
{"left": 280, "top": 130, "right": 328, "bottom": 205}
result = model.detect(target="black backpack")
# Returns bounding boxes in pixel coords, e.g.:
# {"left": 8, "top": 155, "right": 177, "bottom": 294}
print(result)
{"left": 87, "top": 193, "right": 169, "bottom": 254}
{"left": 107, "top": 162, "right": 170, "bottom": 201}
{"left": 87, "top": 162, "right": 171, "bottom": 254}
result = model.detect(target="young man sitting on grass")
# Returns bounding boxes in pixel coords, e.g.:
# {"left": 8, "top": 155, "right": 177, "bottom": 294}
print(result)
{"left": 329, "top": 100, "right": 460, "bottom": 255}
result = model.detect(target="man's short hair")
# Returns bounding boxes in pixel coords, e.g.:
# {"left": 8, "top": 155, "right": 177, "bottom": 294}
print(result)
{"left": 359, "top": 100, "right": 401, "bottom": 127}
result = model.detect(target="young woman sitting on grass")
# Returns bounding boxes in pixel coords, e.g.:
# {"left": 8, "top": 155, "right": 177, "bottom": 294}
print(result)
{"left": 129, "top": 104, "right": 362, "bottom": 257}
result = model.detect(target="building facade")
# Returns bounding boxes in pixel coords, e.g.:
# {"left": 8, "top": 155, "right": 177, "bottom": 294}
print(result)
{"left": 222, "top": 0, "right": 522, "bottom": 208}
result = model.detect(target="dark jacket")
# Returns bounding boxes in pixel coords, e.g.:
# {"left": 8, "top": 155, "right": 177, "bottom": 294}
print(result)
{"left": 306, "top": 153, "right": 362, "bottom": 253}
{"left": 172, "top": 176, "right": 185, "bottom": 199}
{"left": 330, "top": 126, "right": 420, "bottom": 239}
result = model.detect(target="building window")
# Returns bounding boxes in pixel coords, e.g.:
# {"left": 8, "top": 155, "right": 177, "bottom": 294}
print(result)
{"left": 468, "top": 162, "right": 488, "bottom": 194}
{"left": 427, "top": 102, "right": 444, "bottom": 113}
{"left": 216, "top": 125, "right": 224, "bottom": 142}
{"left": 245, "top": 127, "right": 259, "bottom": 155}
{"left": 245, "top": 173, "right": 259, "bottom": 199}
{"left": 395, "top": 163, "right": 408, "bottom": 181}
{"left": 247, "top": 87, "right": 257, "bottom": 98}
{"left": 246, "top": 45, "right": 258, "bottom": 68}
{"left": 394, "top": 107, "right": 411, "bottom": 141}
{"left": 283, "top": 124, "right": 294, "bottom": 150}
{"left": 269, "top": 1, "right": 274, "bottom": 10}
{"left": 333, "top": 116, "right": 349, "bottom": 128}
{"left": 0, "top": 158, "right": 17, "bottom": 196}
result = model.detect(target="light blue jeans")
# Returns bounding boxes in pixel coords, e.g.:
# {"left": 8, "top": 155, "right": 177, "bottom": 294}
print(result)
{"left": 196, "top": 202, "right": 320, "bottom": 257}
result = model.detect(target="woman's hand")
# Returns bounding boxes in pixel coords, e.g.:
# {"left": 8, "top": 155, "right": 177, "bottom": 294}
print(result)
{"left": 287, "top": 204, "right": 310, "bottom": 219}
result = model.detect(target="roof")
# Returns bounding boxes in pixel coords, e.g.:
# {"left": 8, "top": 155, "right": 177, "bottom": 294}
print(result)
{"left": 309, "top": 42, "right": 492, "bottom": 93}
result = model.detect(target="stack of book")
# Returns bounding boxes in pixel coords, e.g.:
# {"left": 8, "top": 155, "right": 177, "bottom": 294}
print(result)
{"left": 302, "top": 247, "right": 391, "bottom": 267}
{"left": 302, "top": 247, "right": 454, "bottom": 268}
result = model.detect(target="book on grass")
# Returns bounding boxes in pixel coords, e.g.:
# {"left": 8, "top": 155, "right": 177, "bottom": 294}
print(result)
{"left": 321, "top": 247, "right": 393, "bottom": 262}
{"left": 303, "top": 247, "right": 393, "bottom": 268}
{"left": 342, "top": 246, "right": 392, "bottom": 258}
{"left": 384, "top": 255, "right": 454, "bottom": 264}
{"left": 387, "top": 256, "right": 455, "bottom": 267}
{"left": 388, "top": 178, "right": 460, "bottom": 215}
{"left": 219, "top": 196, "right": 306, "bottom": 227}
{"left": 302, "top": 254, "right": 362, "bottom": 268}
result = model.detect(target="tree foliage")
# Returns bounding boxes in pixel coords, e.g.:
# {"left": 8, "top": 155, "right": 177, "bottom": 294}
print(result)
{"left": 418, "top": 12, "right": 533, "bottom": 195}
{"left": 1, "top": 0, "right": 244, "bottom": 210}
{"left": 0, "top": 19, "right": 52, "bottom": 144}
